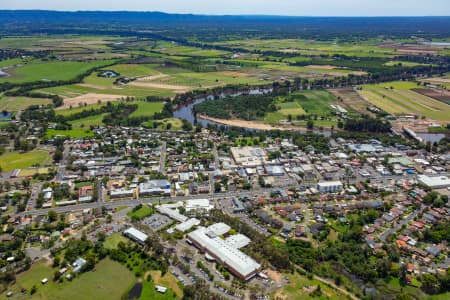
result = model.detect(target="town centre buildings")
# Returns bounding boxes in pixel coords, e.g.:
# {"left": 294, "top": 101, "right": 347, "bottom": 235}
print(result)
{"left": 187, "top": 223, "right": 261, "bottom": 280}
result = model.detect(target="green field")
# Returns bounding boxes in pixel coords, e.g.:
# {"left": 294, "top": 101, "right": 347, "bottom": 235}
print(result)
{"left": 384, "top": 61, "right": 429, "bottom": 67}
{"left": 0, "top": 150, "right": 52, "bottom": 172}
{"left": 0, "top": 96, "right": 52, "bottom": 111}
{"left": 55, "top": 103, "right": 107, "bottom": 116}
{"left": 46, "top": 114, "right": 105, "bottom": 138}
{"left": 129, "top": 101, "right": 165, "bottom": 118}
{"left": 142, "top": 118, "right": 183, "bottom": 130}
{"left": 271, "top": 272, "right": 345, "bottom": 300}
{"left": 0, "top": 258, "right": 135, "bottom": 300}
{"left": 103, "top": 233, "right": 129, "bottom": 250}
{"left": 127, "top": 204, "right": 154, "bottom": 220}
{"left": 0, "top": 59, "right": 115, "bottom": 84}
{"left": 359, "top": 82, "right": 450, "bottom": 120}
{"left": 265, "top": 90, "right": 338, "bottom": 125}
{"left": 106, "top": 64, "right": 160, "bottom": 78}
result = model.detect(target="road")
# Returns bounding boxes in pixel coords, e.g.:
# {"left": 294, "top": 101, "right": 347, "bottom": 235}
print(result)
{"left": 159, "top": 141, "right": 167, "bottom": 175}
{"left": 26, "top": 182, "right": 43, "bottom": 212}
{"left": 16, "top": 189, "right": 273, "bottom": 217}
{"left": 380, "top": 204, "right": 425, "bottom": 243}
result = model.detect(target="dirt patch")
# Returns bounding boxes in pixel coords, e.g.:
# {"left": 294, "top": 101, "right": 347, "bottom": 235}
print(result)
{"left": 267, "top": 269, "right": 282, "bottom": 284}
{"left": 138, "top": 73, "right": 170, "bottom": 81}
{"left": 421, "top": 77, "right": 450, "bottom": 84}
{"left": 60, "top": 93, "right": 123, "bottom": 109}
{"left": 305, "top": 65, "right": 337, "bottom": 70}
{"left": 412, "top": 88, "right": 450, "bottom": 104}
{"left": 129, "top": 81, "right": 191, "bottom": 92}
{"left": 198, "top": 114, "right": 320, "bottom": 131}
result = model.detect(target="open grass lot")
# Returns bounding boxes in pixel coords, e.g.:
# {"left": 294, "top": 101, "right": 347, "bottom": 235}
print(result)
{"left": 383, "top": 60, "right": 430, "bottom": 67}
{"left": 358, "top": 82, "right": 450, "bottom": 121}
{"left": 127, "top": 204, "right": 154, "bottom": 220}
{"left": 0, "top": 258, "right": 135, "bottom": 300}
{"left": 129, "top": 101, "right": 165, "bottom": 118}
{"left": 55, "top": 103, "right": 107, "bottom": 116}
{"left": 0, "top": 96, "right": 52, "bottom": 111}
{"left": 142, "top": 118, "right": 183, "bottom": 130}
{"left": 271, "top": 272, "right": 345, "bottom": 300}
{"left": 0, "top": 59, "right": 115, "bottom": 84}
{"left": 138, "top": 280, "right": 178, "bottom": 300}
{"left": 46, "top": 114, "right": 105, "bottom": 138}
{"left": 0, "top": 150, "right": 51, "bottom": 172}
{"left": 18, "top": 168, "right": 51, "bottom": 177}
{"left": 148, "top": 270, "right": 183, "bottom": 299}
{"left": 103, "top": 233, "right": 129, "bottom": 250}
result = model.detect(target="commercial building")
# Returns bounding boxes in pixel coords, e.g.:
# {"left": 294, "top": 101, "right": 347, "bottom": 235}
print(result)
{"left": 139, "top": 180, "right": 171, "bottom": 196}
{"left": 418, "top": 175, "right": 450, "bottom": 189}
{"left": 123, "top": 227, "right": 148, "bottom": 245}
{"left": 157, "top": 202, "right": 188, "bottom": 222}
{"left": 231, "top": 147, "right": 267, "bottom": 167}
{"left": 185, "top": 199, "right": 214, "bottom": 215}
{"left": 317, "top": 181, "right": 343, "bottom": 193}
{"left": 187, "top": 223, "right": 261, "bottom": 280}
{"left": 175, "top": 218, "right": 200, "bottom": 232}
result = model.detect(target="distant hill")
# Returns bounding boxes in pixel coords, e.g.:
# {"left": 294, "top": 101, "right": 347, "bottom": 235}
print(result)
{"left": 0, "top": 10, "right": 449, "bottom": 39}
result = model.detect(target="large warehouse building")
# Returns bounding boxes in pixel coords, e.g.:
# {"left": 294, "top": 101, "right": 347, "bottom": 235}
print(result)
{"left": 418, "top": 175, "right": 450, "bottom": 189}
{"left": 187, "top": 223, "right": 261, "bottom": 280}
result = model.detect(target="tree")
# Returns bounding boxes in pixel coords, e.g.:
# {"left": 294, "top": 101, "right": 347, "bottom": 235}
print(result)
{"left": 47, "top": 210, "right": 57, "bottom": 222}
{"left": 307, "top": 120, "right": 314, "bottom": 129}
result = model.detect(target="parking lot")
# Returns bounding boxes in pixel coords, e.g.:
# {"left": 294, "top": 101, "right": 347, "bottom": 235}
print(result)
{"left": 141, "top": 213, "right": 172, "bottom": 231}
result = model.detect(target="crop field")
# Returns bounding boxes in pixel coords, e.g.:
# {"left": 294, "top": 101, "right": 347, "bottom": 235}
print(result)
{"left": 0, "top": 258, "right": 135, "bottom": 300}
{"left": 106, "top": 63, "right": 161, "bottom": 78}
{"left": 358, "top": 82, "right": 450, "bottom": 121}
{"left": 213, "top": 38, "right": 399, "bottom": 57}
{"left": 0, "top": 59, "right": 115, "bottom": 84}
{"left": 412, "top": 88, "right": 450, "bottom": 105}
{"left": 328, "top": 88, "right": 374, "bottom": 116}
{"left": 0, "top": 150, "right": 52, "bottom": 172}
{"left": 264, "top": 90, "right": 340, "bottom": 125}
{"left": 0, "top": 96, "right": 52, "bottom": 111}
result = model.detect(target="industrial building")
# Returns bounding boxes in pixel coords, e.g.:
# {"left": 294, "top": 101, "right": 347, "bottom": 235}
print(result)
{"left": 187, "top": 223, "right": 261, "bottom": 280}
{"left": 139, "top": 180, "right": 171, "bottom": 196}
{"left": 231, "top": 147, "right": 267, "bottom": 167}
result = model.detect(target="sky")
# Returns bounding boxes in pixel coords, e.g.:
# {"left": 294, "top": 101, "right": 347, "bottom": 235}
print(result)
{"left": 0, "top": 0, "right": 449, "bottom": 16}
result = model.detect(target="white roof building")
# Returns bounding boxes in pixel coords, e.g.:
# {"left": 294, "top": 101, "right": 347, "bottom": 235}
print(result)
{"left": 157, "top": 202, "right": 188, "bottom": 222}
{"left": 187, "top": 224, "right": 260, "bottom": 280}
{"left": 175, "top": 218, "right": 200, "bottom": 232}
{"left": 185, "top": 199, "right": 214, "bottom": 213}
{"left": 123, "top": 227, "right": 148, "bottom": 244}
{"left": 418, "top": 175, "right": 450, "bottom": 189}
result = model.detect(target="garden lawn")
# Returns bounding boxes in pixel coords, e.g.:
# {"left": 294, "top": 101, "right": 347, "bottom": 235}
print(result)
{"left": 104, "top": 233, "right": 129, "bottom": 250}
{"left": 127, "top": 205, "right": 154, "bottom": 220}
{"left": 0, "top": 150, "right": 51, "bottom": 172}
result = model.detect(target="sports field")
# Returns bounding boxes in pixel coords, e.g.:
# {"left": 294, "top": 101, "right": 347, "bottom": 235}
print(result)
{"left": 0, "top": 150, "right": 52, "bottom": 172}
{"left": 0, "top": 258, "right": 135, "bottom": 300}
{"left": 358, "top": 82, "right": 450, "bottom": 121}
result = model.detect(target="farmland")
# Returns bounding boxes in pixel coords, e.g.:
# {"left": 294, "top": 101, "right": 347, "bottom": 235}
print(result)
{"left": 358, "top": 82, "right": 450, "bottom": 121}
{"left": 46, "top": 114, "right": 106, "bottom": 138}
{"left": 0, "top": 59, "right": 115, "bottom": 84}
{"left": 0, "top": 96, "right": 52, "bottom": 111}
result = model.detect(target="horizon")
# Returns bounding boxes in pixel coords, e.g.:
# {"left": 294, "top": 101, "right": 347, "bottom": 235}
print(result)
{"left": 1, "top": 9, "right": 450, "bottom": 18}
{"left": 0, "top": 0, "right": 449, "bottom": 17}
